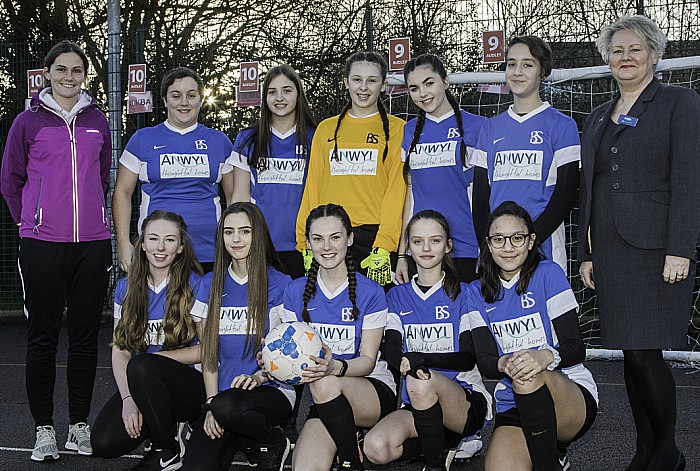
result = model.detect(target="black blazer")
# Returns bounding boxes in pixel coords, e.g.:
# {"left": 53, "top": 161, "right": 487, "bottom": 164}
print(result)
{"left": 578, "top": 79, "right": 700, "bottom": 262}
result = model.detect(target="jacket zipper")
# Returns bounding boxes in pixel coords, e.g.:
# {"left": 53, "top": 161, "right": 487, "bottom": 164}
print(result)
{"left": 70, "top": 118, "right": 79, "bottom": 241}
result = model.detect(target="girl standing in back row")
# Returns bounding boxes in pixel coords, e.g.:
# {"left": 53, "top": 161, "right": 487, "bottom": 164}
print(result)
{"left": 471, "top": 36, "right": 580, "bottom": 272}
{"left": 395, "top": 54, "right": 486, "bottom": 284}
{"left": 230, "top": 65, "right": 316, "bottom": 279}
{"left": 296, "top": 52, "right": 405, "bottom": 286}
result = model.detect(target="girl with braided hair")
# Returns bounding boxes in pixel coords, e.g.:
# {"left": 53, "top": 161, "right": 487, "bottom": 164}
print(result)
{"left": 283, "top": 204, "right": 396, "bottom": 471}
{"left": 183, "top": 202, "right": 293, "bottom": 471}
{"left": 395, "top": 54, "right": 486, "bottom": 285}
{"left": 296, "top": 52, "right": 406, "bottom": 286}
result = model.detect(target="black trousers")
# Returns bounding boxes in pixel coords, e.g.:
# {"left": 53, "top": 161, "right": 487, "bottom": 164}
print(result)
{"left": 183, "top": 386, "right": 292, "bottom": 471}
{"left": 91, "top": 354, "right": 206, "bottom": 458}
{"left": 18, "top": 238, "right": 111, "bottom": 427}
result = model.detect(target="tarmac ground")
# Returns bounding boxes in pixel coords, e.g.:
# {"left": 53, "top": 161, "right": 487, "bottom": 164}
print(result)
{"left": 0, "top": 321, "right": 698, "bottom": 470}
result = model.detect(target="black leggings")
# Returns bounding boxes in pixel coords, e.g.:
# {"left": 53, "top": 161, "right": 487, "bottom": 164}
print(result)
{"left": 182, "top": 386, "right": 292, "bottom": 471}
{"left": 91, "top": 354, "right": 205, "bottom": 458}
{"left": 19, "top": 238, "right": 111, "bottom": 427}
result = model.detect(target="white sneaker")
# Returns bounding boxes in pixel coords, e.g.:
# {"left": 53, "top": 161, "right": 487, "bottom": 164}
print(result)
{"left": 65, "top": 422, "right": 92, "bottom": 455}
{"left": 455, "top": 435, "right": 483, "bottom": 460}
{"left": 31, "top": 426, "right": 59, "bottom": 461}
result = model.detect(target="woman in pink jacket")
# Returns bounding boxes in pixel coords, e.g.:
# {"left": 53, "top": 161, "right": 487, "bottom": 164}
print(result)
{"left": 0, "top": 40, "right": 112, "bottom": 462}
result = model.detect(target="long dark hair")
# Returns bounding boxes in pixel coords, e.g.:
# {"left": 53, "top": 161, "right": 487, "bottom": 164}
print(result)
{"left": 302, "top": 204, "right": 359, "bottom": 322}
{"left": 478, "top": 201, "right": 541, "bottom": 304}
{"left": 333, "top": 51, "right": 391, "bottom": 163}
{"left": 403, "top": 54, "right": 467, "bottom": 181}
{"left": 113, "top": 210, "right": 203, "bottom": 352}
{"left": 405, "top": 210, "right": 461, "bottom": 301}
{"left": 201, "top": 202, "right": 283, "bottom": 372}
{"left": 242, "top": 65, "right": 316, "bottom": 172}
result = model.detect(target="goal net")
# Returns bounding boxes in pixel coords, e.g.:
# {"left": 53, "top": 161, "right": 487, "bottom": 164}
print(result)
{"left": 385, "top": 57, "right": 700, "bottom": 362}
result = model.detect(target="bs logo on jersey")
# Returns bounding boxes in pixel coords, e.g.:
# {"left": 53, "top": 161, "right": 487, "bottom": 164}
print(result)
{"left": 366, "top": 133, "right": 379, "bottom": 144}
{"left": 529, "top": 131, "right": 544, "bottom": 145}
{"left": 521, "top": 292, "right": 536, "bottom": 309}
{"left": 341, "top": 307, "right": 354, "bottom": 322}
{"left": 435, "top": 305, "right": 450, "bottom": 319}
{"left": 194, "top": 139, "right": 208, "bottom": 150}
{"left": 447, "top": 127, "right": 461, "bottom": 139}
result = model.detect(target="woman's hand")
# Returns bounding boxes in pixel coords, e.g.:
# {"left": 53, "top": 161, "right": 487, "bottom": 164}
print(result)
{"left": 231, "top": 373, "right": 263, "bottom": 390}
{"left": 203, "top": 410, "right": 224, "bottom": 439}
{"left": 579, "top": 261, "right": 595, "bottom": 289}
{"left": 663, "top": 255, "right": 691, "bottom": 284}
{"left": 121, "top": 397, "right": 142, "bottom": 439}
{"left": 117, "top": 240, "right": 135, "bottom": 273}
{"left": 256, "top": 351, "right": 273, "bottom": 382}
{"left": 302, "top": 343, "right": 336, "bottom": 383}
{"left": 395, "top": 257, "right": 410, "bottom": 285}
{"left": 500, "top": 349, "right": 552, "bottom": 384}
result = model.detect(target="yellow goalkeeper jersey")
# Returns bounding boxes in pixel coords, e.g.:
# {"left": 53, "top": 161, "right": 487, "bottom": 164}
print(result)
{"left": 296, "top": 111, "right": 406, "bottom": 251}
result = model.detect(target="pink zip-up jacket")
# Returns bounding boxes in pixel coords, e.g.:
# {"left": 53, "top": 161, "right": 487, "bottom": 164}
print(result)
{"left": 1, "top": 90, "right": 112, "bottom": 242}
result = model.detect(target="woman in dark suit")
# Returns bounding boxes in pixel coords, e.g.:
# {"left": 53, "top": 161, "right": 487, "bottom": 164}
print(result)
{"left": 579, "top": 15, "right": 700, "bottom": 471}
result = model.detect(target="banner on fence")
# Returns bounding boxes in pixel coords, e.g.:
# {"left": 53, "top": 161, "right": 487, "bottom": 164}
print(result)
{"left": 483, "top": 31, "right": 505, "bottom": 64}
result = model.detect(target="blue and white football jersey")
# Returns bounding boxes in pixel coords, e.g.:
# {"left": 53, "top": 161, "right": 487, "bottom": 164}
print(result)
{"left": 230, "top": 126, "right": 314, "bottom": 252}
{"left": 120, "top": 122, "right": 234, "bottom": 263}
{"left": 114, "top": 272, "right": 202, "bottom": 353}
{"left": 402, "top": 110, "right": 486, "bottom": 258}
{"left": 386, "top": 276, "right": 492, "bottom": 418}
{"left": 282, "top": 273, "right": 395, "bottom": 391}
{"left": 467, "top": 261, "right": 597, "bottom": 413}
{"left": 471, "top": 103, "right": 580, "bottom": 269}
{"left": 191, "top": 266, "right": 293, "bottom": 402}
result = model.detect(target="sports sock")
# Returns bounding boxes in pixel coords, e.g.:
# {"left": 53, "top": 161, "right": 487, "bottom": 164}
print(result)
{"left": 411, "top": 401, "right": 445, "bottom": 468}
{"left": 314, "top": 394, "right": 361, "bottom": 467}
{"left": 514, "top": 384, "right": 557, "bottom": 471}
{"left": 398, "top": 437, "right": 423, "bottom": 461}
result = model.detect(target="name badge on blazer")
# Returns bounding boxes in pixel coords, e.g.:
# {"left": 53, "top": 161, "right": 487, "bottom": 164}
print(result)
{"left": 617, "top": 114, "right": 638, "bottom": 127}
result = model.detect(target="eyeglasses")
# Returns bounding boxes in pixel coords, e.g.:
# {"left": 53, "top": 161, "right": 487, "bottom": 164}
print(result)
{"left": 487, "top": 233, "right": 530, "bottom": 249}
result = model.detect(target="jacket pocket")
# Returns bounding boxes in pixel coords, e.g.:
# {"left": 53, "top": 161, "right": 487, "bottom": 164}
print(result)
{"left": 33, "top": 177, "right": 44, "bottom": 233}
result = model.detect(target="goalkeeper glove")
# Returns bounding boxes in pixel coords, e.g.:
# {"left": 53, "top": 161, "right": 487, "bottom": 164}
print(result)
{"left": 361, "top": 247, "right": 392, "bottom": 285}
{"left": 302, "top": 249, "right": 313, "bottom": 274}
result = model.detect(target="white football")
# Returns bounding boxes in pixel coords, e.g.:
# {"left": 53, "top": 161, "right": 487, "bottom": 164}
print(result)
{"left": 262, "top": 321, "right": 324, "bottom": 385}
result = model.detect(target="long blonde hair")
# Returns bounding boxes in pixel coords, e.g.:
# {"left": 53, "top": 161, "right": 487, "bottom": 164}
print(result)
{"left": 113, "top": 210, "right": 203, "bottom": 352}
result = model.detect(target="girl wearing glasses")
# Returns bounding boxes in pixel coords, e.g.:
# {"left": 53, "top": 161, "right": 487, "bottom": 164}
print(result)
{"left": 467, "top": 201, "right": 597, "bottom": 471}
{"left": 471, "top": 36, "right": 579, "bottom": 272}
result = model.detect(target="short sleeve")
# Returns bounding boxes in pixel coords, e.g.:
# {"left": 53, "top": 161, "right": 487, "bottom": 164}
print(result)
{"left": 471, "top": 125, "right": 489, "bottom": 169}
{"left": 362, "top": 283, "right": 389, "bottom": 330}
{"left": 466, "top": 282, "right": 488, "bottom": 329}
{"left": 191, "top": 273, "right": 213, "bottom": 320}
{"left": 553, "top": 116, "right": 581, "bottom": 167}
{"left": 113, "top": 277, "right": 128, "bottom": 319}
{"left": 543, "top": 263, "right": 579, "bottom": 320}
{"left": 385, "top": 288, "right": 403, "bottom": 333}
{"left": 120, "top": 131, "right": 144, "bottom": 174}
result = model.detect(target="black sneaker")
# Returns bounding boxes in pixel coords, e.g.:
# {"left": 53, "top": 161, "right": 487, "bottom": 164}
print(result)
{"left": 557, "top": 447, "right": 571, "bottom": 471}
{"left": 131, "top": 446, "right": 182, "bottom": 471}
{"left": 256, "top": 427, "right": 290, "bottom": 471}
{"left": 338, "top": 461, "right": 364, "bottom": 471}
